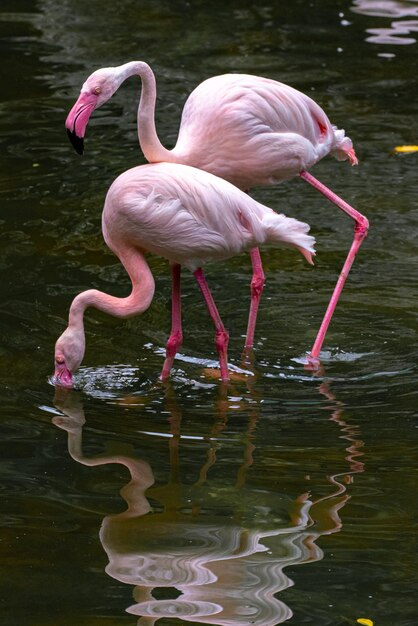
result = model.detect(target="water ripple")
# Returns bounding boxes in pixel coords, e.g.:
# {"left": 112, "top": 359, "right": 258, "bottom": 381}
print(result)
{"left": 50, "top": 388, "right": 362, "bottom": 626}
{"left": 351, "top": 1, "right": 418, "bottom": 43}
{"left": 351, "top": 0, "right": 418, "bottom": 18}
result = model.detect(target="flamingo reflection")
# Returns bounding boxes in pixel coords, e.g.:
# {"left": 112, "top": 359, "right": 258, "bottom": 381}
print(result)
{"left": 52, "top": 381, "right": 364, "bottom": 626}
{"left": 350, "top": 0, "right": 418, "bottom": 44}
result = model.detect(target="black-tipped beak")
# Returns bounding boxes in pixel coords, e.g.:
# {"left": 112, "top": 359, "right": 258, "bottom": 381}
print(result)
{"left": 66, "top": 128, "right": 84, "bottom": 155}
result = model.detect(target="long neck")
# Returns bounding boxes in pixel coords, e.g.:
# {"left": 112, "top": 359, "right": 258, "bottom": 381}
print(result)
{"left": 117, "top": 61, "right": 174, "bottom": 163}
{"left": 68, "top": 246, "right": 155, "bottom": 330}
{"left": 65, "top": 425, "right": 153, "bottom": 517}
{"left": 53, "top": 393, "right": 154, "bottom": 516}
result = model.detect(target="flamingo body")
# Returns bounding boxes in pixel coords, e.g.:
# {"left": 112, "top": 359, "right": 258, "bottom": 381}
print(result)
{"left": 103, "top": 162, "right": 314, "bottom": 270}
{"left": 172, "top": 73, "right": 356, "bottom": 189}
{"left": 54, "top": 162, "right": 315, "bottom": 387}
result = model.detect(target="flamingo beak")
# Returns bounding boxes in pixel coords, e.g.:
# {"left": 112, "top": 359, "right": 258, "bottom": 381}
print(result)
{"left": 53, "top": 358, "right": 73, "bottom": 388}
{"left": 65, "top": 92, "right": 98, "bottom": 155}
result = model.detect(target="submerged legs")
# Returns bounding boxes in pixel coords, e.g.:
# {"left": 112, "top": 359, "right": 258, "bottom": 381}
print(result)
{"left": 161, "top": 264, "right": 229, "bottom": 381}
{"left": 245, "top": 247, "right": 265, "bottom": 349}
{"left": 194, "top": 267, "right": 230, "bottom": 381}
{"left": 161, "top": 263, "right": 183, "bottom": 381}
{"left": 300, "top": 170, "right": 369, "bottom": 364}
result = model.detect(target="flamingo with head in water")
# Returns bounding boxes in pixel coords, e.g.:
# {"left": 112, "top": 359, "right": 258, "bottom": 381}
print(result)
{"left": 53, "top": 162, "right": 315, "bottom": 387}
{"left": 65, "top": 62, "right": 368, "bottom": 364}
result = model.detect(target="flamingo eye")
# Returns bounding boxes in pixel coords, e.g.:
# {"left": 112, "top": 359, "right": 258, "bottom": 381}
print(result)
{"left": 55, "top": 355, "right": 65, "bottom": 364}
{"left": 93, "top": 86, "right": 102, "bottom": 95}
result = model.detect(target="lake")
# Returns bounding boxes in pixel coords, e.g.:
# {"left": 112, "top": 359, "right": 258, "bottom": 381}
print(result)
{"left": 0, "top": 1, "right": 417, "bottom": 625}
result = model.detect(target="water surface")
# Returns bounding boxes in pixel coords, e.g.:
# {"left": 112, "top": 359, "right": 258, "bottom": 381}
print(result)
{"left": 1, "top": 1, "right": 417, "bottom": 625}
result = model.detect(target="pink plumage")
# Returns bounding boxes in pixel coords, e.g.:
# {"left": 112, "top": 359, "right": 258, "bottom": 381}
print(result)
{"left": 65, "top": 61, "right": 368, "bottom": 366}
{"left": 53, "top": 162, "right": 315, "bottom": 387}
{"left": 66, "top": 62, "right": 356, "bottom": 181}
{"left": 173, "top": 73, "right": 357, "bottom": 189}
{"left": 104, "top": 163, "right": 314, "bottom": 268}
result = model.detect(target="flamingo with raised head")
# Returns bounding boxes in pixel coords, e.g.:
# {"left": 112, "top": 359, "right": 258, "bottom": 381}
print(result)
{"left": 65, "top": 62, "right": 368, "bottom": 364}
{"left": 53, "top": 162, "right": 315, "bottom": 387}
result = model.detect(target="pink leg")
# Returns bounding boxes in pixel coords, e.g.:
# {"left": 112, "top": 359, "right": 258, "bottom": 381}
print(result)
{"left": 160, "top": 263, "right": 183, "bottom": 381}
{"left": 245, "top": 247, "right": 265, "bottom": 349}
{"left": 193, "top": 267, "right": 230, "bottom": 381}
{"left": 300, "top": 170, "right": 369, "bottom": 364}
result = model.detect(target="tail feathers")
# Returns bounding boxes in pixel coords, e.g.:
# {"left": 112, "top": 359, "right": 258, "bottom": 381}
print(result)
{"left": 330, "top": 126, "right": 358, "bottom": 165}
{"left": 262, "top": 213, "right": 316, "bottom": 264}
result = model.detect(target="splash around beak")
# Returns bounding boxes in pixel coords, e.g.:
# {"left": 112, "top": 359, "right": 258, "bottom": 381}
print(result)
{"left": 53, "top": 359, "right": 73, "bottom": 388}
{"left": 65, "top": 92, "right": 98, "bottom": 155}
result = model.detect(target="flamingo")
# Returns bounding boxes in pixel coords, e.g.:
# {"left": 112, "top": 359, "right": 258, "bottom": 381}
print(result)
{"left": 53, "top": 162, "right": 315, "bottom": 387}
{"left": 65, "top": 61, "right": 368, "bottom": 364}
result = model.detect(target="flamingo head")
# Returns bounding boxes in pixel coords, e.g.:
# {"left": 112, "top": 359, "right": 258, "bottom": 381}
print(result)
{"left": 53, "top": 326, "right": 86, "bottom": 388}
{"left": 65, "top": 66, "right": 124, "bottom": 155}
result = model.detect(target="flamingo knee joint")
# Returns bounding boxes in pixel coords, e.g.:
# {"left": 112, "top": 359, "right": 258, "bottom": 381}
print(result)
{"left": 355, "top": 215, "right": 369, "bottom": 237}
{"left": 215, "top": 329, "right": 229, "bottom": 352}
{"left": 251, "top": 274, "right": 265, "bottom": 298}
{"left": 166, "top": 331, "right": 183, "bottom": 358}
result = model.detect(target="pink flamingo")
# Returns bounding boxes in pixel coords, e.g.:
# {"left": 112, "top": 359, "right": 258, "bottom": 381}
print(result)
{"left": 53, "top": 162, "right": 315, "bottom": 387}
{"left": 65, "top": 62, "right": 368, "bottom": 364}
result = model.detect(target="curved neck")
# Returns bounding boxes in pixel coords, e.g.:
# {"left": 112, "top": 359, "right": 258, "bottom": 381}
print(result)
{"left": 66, "top": 429, "right": 153, "bottom": 517}
{"left": 68, "top": 246, "right": 155, "bottom": 329}
{"left": 118, "top": 61, "right": 174, "bottom": 163}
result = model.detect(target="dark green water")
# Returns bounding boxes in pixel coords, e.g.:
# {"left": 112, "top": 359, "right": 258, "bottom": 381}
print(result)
{"left": 1, "top": 1, "right": 417, "bottom": 625}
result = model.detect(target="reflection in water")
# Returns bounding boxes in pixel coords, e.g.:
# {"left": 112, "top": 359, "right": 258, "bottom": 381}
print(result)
{"left": 351, "top": 0, "right": 418, "bottom": 44}
{"left": 52, "top": 384, "right": 364, "bottom": 626}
